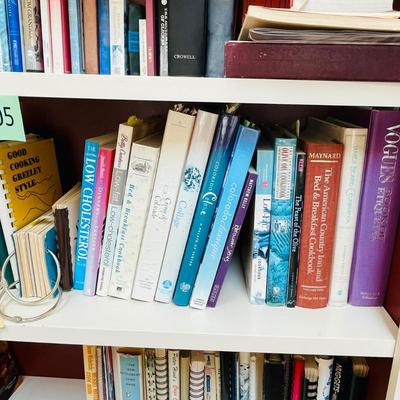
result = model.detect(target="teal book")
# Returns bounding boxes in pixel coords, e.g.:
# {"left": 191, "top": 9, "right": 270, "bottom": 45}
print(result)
{"left": 118, "top": 352, "right": 144, "bottom": 400}
{"left": 0, "top": 225, "right": 13, "bottom": 284}
{"left": 266, "top": 128, "right": 297, "bottom": 305}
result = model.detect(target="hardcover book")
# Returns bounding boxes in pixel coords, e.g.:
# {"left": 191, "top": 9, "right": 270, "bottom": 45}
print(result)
{"left": 296, "top": 129, "right": 344, "bottom": 308}
{"left": 173, "top": 112, "right": 240, "bottom": 306}
{"left": 168, "top": 0, "right": 207, "bottom": 76}
{"left": 146, "top": 0, "right": 157, "bottom": 75}
{"left": 74, "top": 132, "right": 117, "bottom": 290}
{"left": 40, "top": 0, "right": 52, "bottom": 72}
{"left": 221, "top": 352, "right": 238, "bottom": 400}
{"left": 108, "top": 133, "right": 162, "bottom": 300}
{"left": 291, "top": 355, "right": 304, "bottom": 400}
{"left": 68, "top": 0, "right": 84, "bottom": 73}
{"left": 83, "top": 0, "right": 98, "bottom": 74}
{"left": 180, "top": 351, "right": 190, "bottom": 400}
{"left": 132, "top": 109, "right": 195, "bottom": 302}
{"left": 98, "top": 0, "right": 111, "bottom": 74}
{"left": 267, "top": 129, "right": 297, "bottom": 306}
{"left": 286, "top": 151, "right": 306, "bottom": 308}
{"left": 241, "top": 142, "right": 274, "bottom": 304}
{"left": 190, "top": 125, "right": 260, "bottom": 310}
{"left": 156, "top": 110, "right": 218, "bottom": 304}
{"left": 6, "top": 0, "right": 24, "bottom": 71}
{"left": 84, "top": 143, "right": 116, "bottom": 296}
{"left": 349, "top": 110, "right": 400, "bottom": 306}
{"left": 239, "top": 352, "right": 250, "bottom": 400}
{"left": 329, "top": 356, "right": 352, "bottom": 400}
{"left": 208, "top": 168, "right": 257, "bottom": 308}
{"left": 263, "top": 354, "right": 285, "bottom": 399}
{"left": 109, "top": 0, "right": 125, "bottom": 75}
{"left": 316, "top": 356, "right": 333, "bottom": 400}
{"left": 305, "top": 118, "right": 368, "bottom": 307}
{"left": 0, "top": 0, "right": 11, "bottom": 72}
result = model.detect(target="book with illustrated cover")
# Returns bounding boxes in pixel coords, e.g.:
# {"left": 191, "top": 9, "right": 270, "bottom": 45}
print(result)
{"left": 0, "top": 0, "right": 11, "bottom": 72}
{"left": 67, "top": 0, "right": 84, "bottom": 73}
{"left": 132, "top": 108, "right": 195, "bottom": 302}
{"left": 6, "top": 0, "right": 24, "bottom": 71}
{"left": 0, "top": 137, "right": 62, "bottom": 285}
{"left": 98, "top": 0, "right": 110, "bottom": 74}
{"left": 190, "top": 351, "right": 205, "bottom": 400}
{"left": 174, "top": 111, "right": 240, "bottom": 306}
{"left": 156, "top": 110, "right": 218, "bottom": 304}
{"left": 267, "top": 129, "right": 297, "bottom": 306}
{"left": 239, "top": 353, "right": 250, "bottom": 400}
{"left": 52, "top": 183, "right": 81, "bottom": 291}
{"left": 169, "top": 350, "right": 180, "bottom": 400}
{"left": 316, "top": 356, "right": 333, "bottom": 400}
{"left": 155, "top": 349, "right": 168, "bottom": 400}
{"left": 84, "top": 143, "right": 116, "bottom": 296}
{"left": 190, "top": 125, "right": 260, "bottom": 310}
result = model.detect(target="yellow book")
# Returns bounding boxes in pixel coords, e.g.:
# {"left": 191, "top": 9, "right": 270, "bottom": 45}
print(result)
{"left": 0, "top": 137, "right": 62, "bottom": 281}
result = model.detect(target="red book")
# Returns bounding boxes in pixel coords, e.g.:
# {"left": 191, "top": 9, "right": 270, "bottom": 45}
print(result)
{"left": 291, "top": 356, "right": 305, "bottom": 400}
{"left": 224, "top": 42, "right": 400, "bottom": 81}
{"left": 296, "top": 133, "right": 344, "bottom": 309}
{"left": 60, "top": 0, "right": 71, "bottom": 73}
{"left": 146, "top": 0, "right": 157, "bottom": 75}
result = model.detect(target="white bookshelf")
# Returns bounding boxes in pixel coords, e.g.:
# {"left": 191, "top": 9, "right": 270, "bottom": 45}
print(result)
{"left": 1, "top": 72, "right": 400, "bottom": 106}
{"left": 9, "top": 376, "right": 85, "bottom": 400}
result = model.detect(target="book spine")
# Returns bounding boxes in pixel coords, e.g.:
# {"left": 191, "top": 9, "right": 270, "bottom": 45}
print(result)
{"left": 74, "top": 140, "right": 100, "bottom": 290}
{"left": 296, "top": 142, "right": 344, "bottom": 308}
{"left": 328, "top": 132, "right": 367, "bottom": 306}
{"left": 145, "top": 0, "right": 156, "bottom": 75}
{"left": 21, "top": 0, "right": 43, "bottom": 71}
{"left": 267, "top": 137, "right": 297, "bottom": 306}
{"left": 132, "top": 111, "right": 195, "bottom": 302}
{"left": 205, "top": 0, "right": 234, "bottom": 77}
{"left": 239, "top": 353, "right": 250, "bottom": 400}
{"left": 286, "top": 153, "right": 306, "bottom": 307}
{"left": 97, "top": 125, "right": 133, "bottom": 296}
{"left": 109, "top": 0, "right": 125, "bottom": 75}
{"left": 155, "top": 349, "right": 168, "bottom": 400}
{"left": 0, "top": 0, "right": 11, "bottom": 72}
{"left": 68, "top": 0, "right": 84, "bottom": 73}
{"left": 83, "top": 0, "right": 98, "bottom": 74}
{"left": 205, "top": 353, "right": 216, "bottom": 400}
{"left": 145, "top": 349, "right": 157, "bottom": 400}
{"left": 168, "top": 350, "right": 180, "bottom": 400}
{"left": 168, "top": 0, "right": 207, "bottom": 77}
{"left": 119, "top": 353, "right": 143, "bottom": 400}
{"left": 215, "top": 354, "right": 221, "bottom": 400}
{"left": 207, "top": 170, "right": 257, "bottom": 307}
{"left": 108, "top": 142, "right": 160, "bottom": 299}
{"left": 248, "top": 354, "right": 256, "bottom": 400}
{"left": 190, "top": 126, "right": 260, "bottom": 310}
{"left": 173, "top": 113, "right": 240, "bottom": 306}
{"left": 105, "top": 347, "right": 115, "bottom": 400}
{"left": 316, "top": 357, "right": 333, "bottom": 400}
{"left": 127, "top": 3, "right": 144, "bottom": 75}
{"left": 180, "top": 352, "right": 190, "bottom": 400}
{"left": 6, "top": 0, "right": 24, "bottom": 71}
{"left": 98, "top": 0, "right": 111, "bottom": 74}
{"left": 157, "top": 0, "right": 168, "bottom": 76}
{"left": 155, "top": 110, "right": 218, "bottom": 304}
{"left": 40, "top": 0, "right": 53, "bottom": 72}
{"left": 60, "top": 0, "right": 71, "bottom": 72}
{"left": 49, "top": 0, "right": 64, "bottom": 73}
{"left": 329, "top": 357, "right": 350, "bottom": 400}
{"left": 139, "top": 19, "right": 147, "bottom": 76}
{"left": 84, "top": 147, "right": 115, "bottom": 296}
{"left": 291, "top": 358, "right": 304, "bottom": 400}
{"left": 190, "top": 352, "right": 205, "bottom": 400}
{"left": 112, "top": 348, "right": 122, "bottom": 400}
{"left": 349, "top": 111, "right": 400, "bottom": 305}
{"left": 83, "top": 345, "right": 99, "bottom": 400}
{"left": 96, "top": 347, "right": 105, "bottom": 400}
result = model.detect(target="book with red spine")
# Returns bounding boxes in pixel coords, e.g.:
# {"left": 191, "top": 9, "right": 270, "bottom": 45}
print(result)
{"left": 291, "top": 356, "right": 304, "bottom": 400}
{"left": 146, "top": 0, "right": 157, "bottom": 75}
{"left": 296, "top": 130, "right": 344, "bottom": 309}
{"left": 60, "top": 0, "right": 71, "bottom": 73}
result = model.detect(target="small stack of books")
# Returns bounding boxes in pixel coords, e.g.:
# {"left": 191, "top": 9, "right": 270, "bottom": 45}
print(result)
{"left": 83, "top": 346, "right": 371, "bottom": 400}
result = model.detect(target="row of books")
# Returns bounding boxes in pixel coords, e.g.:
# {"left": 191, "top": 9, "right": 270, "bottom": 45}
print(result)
{"left": 0, "top": 0, "right": 238, "bottom": 77}
{"left": 83, "top": 346, "right": 370, "bottom": 400}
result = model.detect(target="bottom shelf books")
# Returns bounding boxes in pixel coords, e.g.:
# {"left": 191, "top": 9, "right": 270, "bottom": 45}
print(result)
{"left": 82, "top": 346, "right": 370, "bottom": 400}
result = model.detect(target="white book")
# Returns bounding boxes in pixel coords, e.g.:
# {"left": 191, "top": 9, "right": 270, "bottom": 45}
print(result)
{"left": 249, "top": 354, "right": 256, "bottom": 400}
{"left": 109, "top": 0, "right": 125, "bottom": 75}
{"left": 155, "top": 110, "right": 218, "bottom": 303}
{"left": 108, "top": 134, "right": 162, "bottom": 299}
{"left": 306, "top": 118, "right": 368, "bottom": 307}
{"left": 49, "top": 0, "right": 64, "bottom": 73}
{"left": 315, "top": 356, "right": 333, "bottom": 400}
{"left": 132, "top": 110, "right": 195, "bottom": 302}
{"left": 215, "top": 353, "right": 221, "bottom": 400}
{"left": 239, "top": 353, "right": 250, "bottom": 400}
{"left": 139, "top": 19, "right": 147, "bottom": 76}
{"left": 168, "top": 350, "right": 180, "bottom": 400}
{"left": 204, "top": 353, "right": 216, "bottom": 400}
{"left": 292, "top": 0, "right": 394, "bottom": 13}
{"left": 96, "top": 124, "right": 135, "bottom": 296}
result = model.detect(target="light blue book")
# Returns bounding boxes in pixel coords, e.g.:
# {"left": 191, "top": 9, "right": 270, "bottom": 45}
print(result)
{"left": 68, "top": 0, "right": 84, "bottom": 74}
{"left": 6, "top": 0, "right": 23, "bottom": 71}
{"left": 0, "top": 0, "right": 11, "bottom": 71}
{"left": 74, "top": 133, "right": 116, "bottom": 290}
{"left": 173, "top": 113, "right": 240, "bottom": 306}
{"left": 266, "top": 129, "right": 297, "bottom": 305}
{"left": 118, "top": 352, "right": 143, "bottom": 400}
{"left": 98, "top": 0, "right": 111, "bottom": 74}
{"left": 190, "top": 125, "right": 260, "bottom": 309}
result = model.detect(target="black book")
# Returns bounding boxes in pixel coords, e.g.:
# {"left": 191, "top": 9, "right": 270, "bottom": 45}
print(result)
{"left": 330, "top": 356, "right": 352, "bottom": 400}
{"left": 128, "top": 3, "right": 145, "bottom": 75}
{"left": 349, "top": 357, "right": 369, "bottom": 400}
{"left": 264, "top": 354, "right": 285, "bottom": 399}
{"left": 286, "top": 150, "right": 306, "bottom": 307}
{"left": 283, "top": 354, "right": 292, "bottom": 400}
{"left": 168, "top": 0, "right": 208, "bottom": 76}
{"left": 220, "top": 352, "right": 237, "bottom": 400}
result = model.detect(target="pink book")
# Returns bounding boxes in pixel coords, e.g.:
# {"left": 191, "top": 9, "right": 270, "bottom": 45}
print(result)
{"left": 83, "top": 143, "right": 116, "bottom": 296}
{"left": 60, "top": 0, "right": 71, "bottom": 73}
{"left": 146, "top": 0, "right": 157, "bottom": 75}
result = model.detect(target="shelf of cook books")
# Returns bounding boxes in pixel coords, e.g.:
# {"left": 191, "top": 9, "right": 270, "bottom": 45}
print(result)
{"left": 1, "top": 73, "right": 400, "bottom": 106}
{"left": 0, "top": 259, "right": 396, "bottom": 358}
{"left": 9, "top": 376, "right": 85, "bottom": 400}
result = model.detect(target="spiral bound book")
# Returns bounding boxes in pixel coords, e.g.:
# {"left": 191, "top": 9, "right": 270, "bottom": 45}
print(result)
{"left": 190, "top": 351, "right": 205, "bottom": 400}
{"left": 155, "top": 349, "right": 169, "bottom": 400}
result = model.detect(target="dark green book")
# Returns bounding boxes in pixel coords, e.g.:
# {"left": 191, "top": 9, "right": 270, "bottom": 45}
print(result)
{"left": 0, "top": 225, "right": 12, "bottom": 284}
{"left": 128, "top": 3, "right": 145, "bottom": 75}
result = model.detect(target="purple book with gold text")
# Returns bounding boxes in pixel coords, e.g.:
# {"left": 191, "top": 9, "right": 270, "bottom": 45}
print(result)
{"left": 349, "top": 109, "right": 400, "bottom": 306}
{"left": 207, "top": 168, "right": 257, "bottom": 307}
